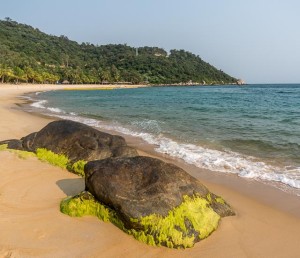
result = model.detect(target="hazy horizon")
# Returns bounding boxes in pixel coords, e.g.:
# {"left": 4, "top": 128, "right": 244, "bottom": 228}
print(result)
{"left": 1, "top": 0, "right": 300, "bottom": 84}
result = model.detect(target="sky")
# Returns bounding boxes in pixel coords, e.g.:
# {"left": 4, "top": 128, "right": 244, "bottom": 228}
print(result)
{"left": 1, "top": 0, "right": 300, "bottom": 84}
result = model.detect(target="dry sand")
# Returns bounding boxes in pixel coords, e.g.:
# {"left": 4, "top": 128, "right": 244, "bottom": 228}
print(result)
{"left": 0, "top": 84, "right": 300, "bottom": 258}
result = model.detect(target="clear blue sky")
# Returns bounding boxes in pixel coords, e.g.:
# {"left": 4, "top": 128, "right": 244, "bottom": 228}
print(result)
{"left": 1, "top": 0, "right": 300, "bottom": 83}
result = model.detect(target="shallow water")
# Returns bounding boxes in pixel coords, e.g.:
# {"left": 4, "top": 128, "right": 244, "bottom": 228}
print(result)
{"left": 27, "top": 84, "right": 300, "bottom": 195}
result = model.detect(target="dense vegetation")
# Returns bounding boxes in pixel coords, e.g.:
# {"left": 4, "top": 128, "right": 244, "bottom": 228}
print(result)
{"left": 0, "top": 18, "right": 237, "bottom": 85}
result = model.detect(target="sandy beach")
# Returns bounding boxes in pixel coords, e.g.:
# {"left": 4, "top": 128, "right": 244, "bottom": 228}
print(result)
{"left": 1, "top": 84, "right": 300, "bottom": 258}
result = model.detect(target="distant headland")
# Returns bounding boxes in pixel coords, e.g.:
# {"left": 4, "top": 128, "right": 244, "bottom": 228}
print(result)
{"left": 0, "top": 18, "right": 240, "bottom": 86}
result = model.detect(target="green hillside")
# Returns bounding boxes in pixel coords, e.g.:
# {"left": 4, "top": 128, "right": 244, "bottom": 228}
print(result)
{"left": 0, "top": 18, "right": 237, "bottom": 85}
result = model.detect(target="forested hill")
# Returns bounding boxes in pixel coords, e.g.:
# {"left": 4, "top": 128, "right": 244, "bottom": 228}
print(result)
{"left": 0, "top": 18, "right": 237, "bottom": 85}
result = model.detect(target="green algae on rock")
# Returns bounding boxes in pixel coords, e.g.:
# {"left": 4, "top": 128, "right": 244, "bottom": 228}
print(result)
{"left": 0, "top": 122, "right": 234, "bottom": 249}
{"left": 60, "top": 191, "right": 111, "bottom": 222}
{"left": 81, "top": 156, "right": 234, "bottom": 248}
{"left": 60, "top": 191, "right": 221, "bottom": 249}
{"left": 17, "top": 120, "right": 138, "bottom": 161}
{"left": 129, "top": 195, "right": 220, "bottom": 248}
{"left": 0, "top": 120, "right": 138, "bottom": 175}
{"left": 0, "top": 144, "right": 87, "bottom": 176}
{"left": 0, "top": 144, "right": 36, "bottom": 159}
{"left": 36, "top": 148, "right": 69, "bottom": 169}
{"left": 69, "top": 160, "right": 87, "bottom": 177}
{"left": 36, "top": 148, "right": 87, "bottom": 176}
{"left": 0, "top": 144, "right": 8, "bottom": 151}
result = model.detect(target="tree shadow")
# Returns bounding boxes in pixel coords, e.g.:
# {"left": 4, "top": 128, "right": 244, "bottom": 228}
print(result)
{"left": 56, "top": 178, "right": 85, "bottom": 196}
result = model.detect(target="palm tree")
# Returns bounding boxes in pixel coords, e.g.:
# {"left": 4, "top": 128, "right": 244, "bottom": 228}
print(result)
{"left": 0, "top": 65, "right": 14, "bottom": 83}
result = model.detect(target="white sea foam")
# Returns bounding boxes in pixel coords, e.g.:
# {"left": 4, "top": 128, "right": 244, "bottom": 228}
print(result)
{"left": 36, "top": 112, "right": 300, "bottom": 192}
{"left": 31, "top": 100, "right": 47, "bottom": 109}
{"left": 35, "top": 91, "right": 45, "bottom": 96}
{"left": 30, "top": 99, "right": 68, "bottom": 114}
{"left": 47, "top": 107, "right": 65, "bottom": 113}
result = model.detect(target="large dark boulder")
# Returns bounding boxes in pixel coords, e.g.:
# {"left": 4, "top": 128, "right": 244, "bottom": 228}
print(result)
{"left": 84, "top": 156, "right": 234, "bottom": 247}
{"left": 2, "top": 120, "right": 138, "bottom": 162}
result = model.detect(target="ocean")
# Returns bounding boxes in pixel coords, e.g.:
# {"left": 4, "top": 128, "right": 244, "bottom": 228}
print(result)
{"left": 26, "top": 84, "right": 300, "bottom": 196}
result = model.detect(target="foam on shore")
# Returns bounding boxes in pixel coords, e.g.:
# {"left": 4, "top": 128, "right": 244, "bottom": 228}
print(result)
{"left": 27, "top": 98, "right": 300, "bottom": 196}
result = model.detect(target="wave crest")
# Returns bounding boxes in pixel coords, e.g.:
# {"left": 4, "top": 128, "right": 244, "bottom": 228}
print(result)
{"left": 47, "top": 113, "right": 300, "bottom": 191}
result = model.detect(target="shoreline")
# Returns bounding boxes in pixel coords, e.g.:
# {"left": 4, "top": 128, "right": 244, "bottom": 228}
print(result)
{"left": 1, "top": 84, "right": 300, "bottom": 257}
{"left": 20, "top": 84, "right": 300, "bottom": 214}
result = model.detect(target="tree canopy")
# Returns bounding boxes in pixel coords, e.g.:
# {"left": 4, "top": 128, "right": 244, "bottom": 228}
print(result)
{"left": 0, "top": 19, "right": 237, "bottom": 85}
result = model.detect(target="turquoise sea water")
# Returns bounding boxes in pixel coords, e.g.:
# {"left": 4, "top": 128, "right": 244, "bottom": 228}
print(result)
{"left": 28, "top": 84, "right": 300, "bottom": 195}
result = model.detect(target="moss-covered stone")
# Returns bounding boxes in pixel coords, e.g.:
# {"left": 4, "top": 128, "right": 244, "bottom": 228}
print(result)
{"left": 0, "top": 143, "right": 36, "bottom": 159}
{"left": 129, "top": 195, "right": 220, "bottom": 248}
{"left": 206, "top": 193, "right": 212, "bottom": 202}
{"left": 36, "top": 148, "right": 69, "bottom": 169}
{"left": 60, "top": 192, "right": 220, "bottom": 249}
{"left": 215, "top": 197, "right": 225, "bottom": 205}
{"left": 36, "top": 148, "right": 87, "bottom": 176}
{"left": 70, "top": 160, "right": 87, "bottom": 177}
{"left": 19, "top": 120, "right": 138, "bottom": 161}
{"left": 0, "top": 144, "right": 8, "bottom": 151}
{"left": 60, "top": 191, "right": 111, "bottom": 222}
{"left": 1, "top": 145, "right": 87, "bottom": 176}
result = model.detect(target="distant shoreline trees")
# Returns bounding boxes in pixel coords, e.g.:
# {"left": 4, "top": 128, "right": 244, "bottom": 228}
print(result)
{"left": 0, "top": 19, "right": 237, "bottom": 85}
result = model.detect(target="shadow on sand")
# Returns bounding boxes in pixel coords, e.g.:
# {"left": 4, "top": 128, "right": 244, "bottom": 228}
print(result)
{"left": 56, "top": 178, "right": 85, "bottom": 196}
